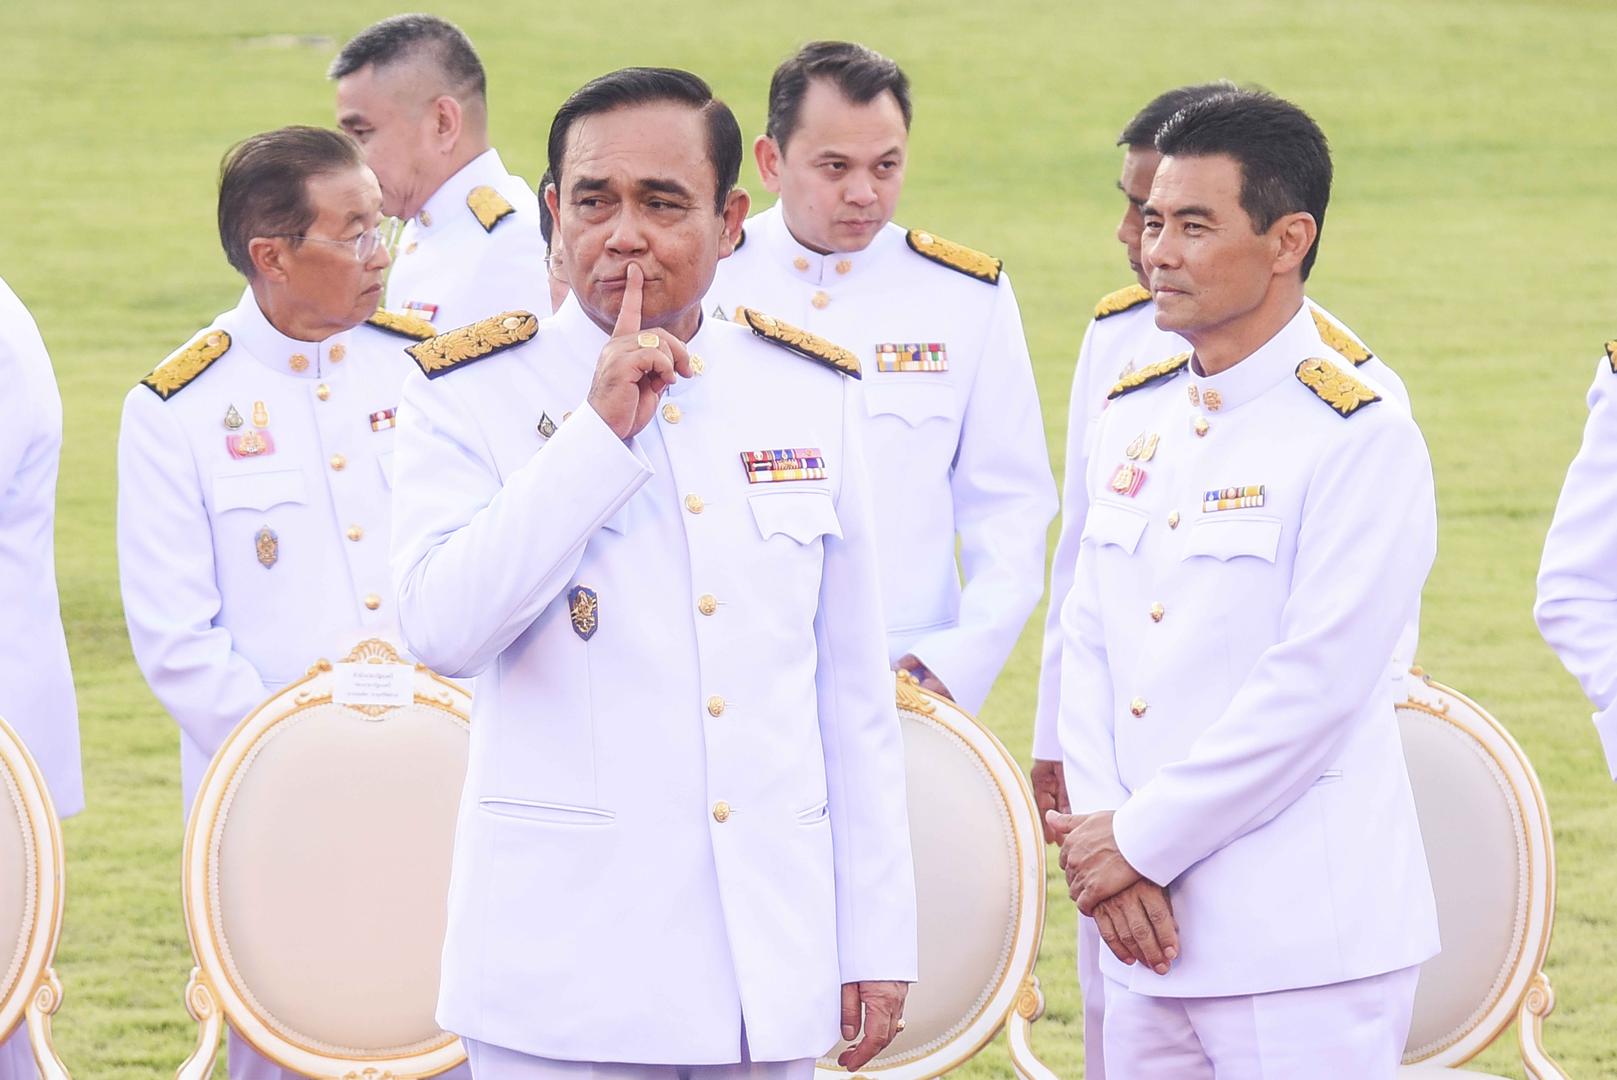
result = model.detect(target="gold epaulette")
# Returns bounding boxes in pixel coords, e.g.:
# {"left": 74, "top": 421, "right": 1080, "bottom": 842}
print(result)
{"left": 1106, "top": 352, "right": 1190, "bottom": 400}
{"left": 737, "top": 308, "right": 861, "bottom": 379}
{"left": 906, "top": 229, "right": 1002, "bottom": 284}
{"left": 1310, "top": 306, "right": 1372, "bottom": 366}
{"left": 1295, "top": 358, "right": 1381, "bottom": 417}
{"left": 1094, "top": 283, "right": 1151, "bottom": 320}
{"left": 1605, "top": 340, "right": 1616, "bottom": 374}
{"left": 467, "top": 186, "right": 516, "bottom": 232}
{"left": 407, "top": 311, "right": 538, "bottom": 379}
{"left": 366, "top": 309, "right": 438, "bottom": 341}
{"left": 140, "top": 329, "right": 231, "bottom": 400}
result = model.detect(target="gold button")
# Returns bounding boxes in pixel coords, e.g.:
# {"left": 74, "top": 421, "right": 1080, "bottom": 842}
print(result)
{"left": 811, "top": 291, "right": 830, "bottom": 309}
{"left": 330, "top": 454, "right": 346, "bottom": 471}
{"left": 316, "top": 384, "right": 330, "bottom": 401}
{"left": 406, "top": 242, "right": 418, "bottom": 254}
{"left": 1168, "top": 511, "right": 1181, "bottom": 529}
{"left": 205, "top": 333, "right": 225, "bottom": 349}
{"left": 698, "top": 594, "right": 718, "bottom": 616}
{"left": 684, "top": 494, "right": 704, "bottom": 514}
{"left": 328, "top": 344, "right": 346, "bottom": 362}
{"left": 1194, "top": 418, "right": 1211, "bottom": 437}
{"left": 915, "top": 231, "right": 934, "bottom": 246}
{"left": 712, "top": 801, "right": 731, "bottom": 823}
{"left": 1130, "top": 697, "right": 1148, "bottom": 717}
{"left": 1150, "top": 602, "right": 1165, "bottom": 623}
{"left": 1203, "top": 390, "right": 1223, "bottom": 412}
{"left": 707, "top": 695, "right": 726, "bottom": 717}
{"left": 419, "top": 210, "right": 433, "bottom": 227}
{"left": 835, "top": 259, "right": 853, "bottom": 275}
{"left": 793, "top": 256, "right": 810, "bottom": 272}
{"left": 346, "top": 525, "right": 364, "bottom": 542}
{"left": 662, "top": 402, "right": 682, "bottom": 424}
{"left": 289, "top": 353, "right": 309, "bottom": 373}
{"left": 364, "top": 594, "right": 381, "bottom": 611}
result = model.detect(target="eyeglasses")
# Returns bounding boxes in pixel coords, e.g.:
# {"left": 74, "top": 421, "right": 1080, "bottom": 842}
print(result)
{"left": 268, "top": 225, "right": 386, "bottom": 262}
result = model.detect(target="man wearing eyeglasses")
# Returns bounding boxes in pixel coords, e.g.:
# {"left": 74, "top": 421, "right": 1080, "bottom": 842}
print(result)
{"left": 116, "top": 125, "right": 459, "bottom": 1080}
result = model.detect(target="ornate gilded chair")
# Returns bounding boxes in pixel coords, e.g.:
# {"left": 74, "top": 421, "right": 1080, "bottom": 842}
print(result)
{"left": 176, "top": 640, "right": 470, "bottom": 1079}
{"left": 816, "top": 673, "right": 1057, "bottom": 1079}
{"left": 1397, "top": 671, "right": 1569, "bottom": 1079}
{"left": 0, "top": 714, "right": 69, "bottom": 1078}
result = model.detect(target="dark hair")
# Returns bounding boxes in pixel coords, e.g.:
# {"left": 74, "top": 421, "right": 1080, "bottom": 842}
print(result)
{"left": 1117, "top": 81, "right": 1239, "bottom": 148}
{"left": 537, "top": 168, "right": 555, "bottom": 245}
{"left": 1155, "top": 89, "right": 1332, "bottom": 279}
{"left": 547, "top": 68, "right": 741, "bottom": 215}
{"left": 217, "top": 126, "right": 365, "bottom": 278}
{"left": 766, "top": 41, "right": 911, "bottom": 150}
{"left": 327, "top": 13, "right": 486, "bottom": 99}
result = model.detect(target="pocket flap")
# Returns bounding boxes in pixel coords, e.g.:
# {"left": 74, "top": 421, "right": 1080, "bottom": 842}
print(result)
{"left": 864, "top": 381, "right": 956, "bottom": 427}
{"left": 212, "top": 467, "right": 309, "bottom": 513}
{"left": 748, "top": 490, "right": 842, "bottom": 544}
{"left": 1182, "top": 515, "right": 1283, "bottom": 563}
{"left": 1080, "top": 500, "right": 1148, "bottom": 554}
{"left": 478, "top": 797, "right": 616, "bottom": 826}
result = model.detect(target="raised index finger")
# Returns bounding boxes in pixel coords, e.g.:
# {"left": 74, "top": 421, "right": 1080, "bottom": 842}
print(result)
{"left": 612, "top": 262, "right": 643, "bottom": 338}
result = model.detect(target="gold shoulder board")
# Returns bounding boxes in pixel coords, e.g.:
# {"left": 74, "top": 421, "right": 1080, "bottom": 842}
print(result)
{"left": 367, "top": 309, "right": 438, "bottom": 341}
{"left": 737, "top": 308, "right": 861, "bottom": 379}
{"left": 1605, "top": 340, "right": 1616, "bottom": 374}
{"left": 1310, "top": 306, "right": 1372, "bottom": 366}
{"left": 140, "top": 329, "right": 231, "bottom": 400}
{"left": 1094, "top": 283, "right": 1151, "bottom": 320}
{"left": 1106, "top": 351, "right": 1190, "bottom": 400}
{"left": 906, "top": 229, "right": 1002, "bottom": 284}
{"left": 1296, "top": 357, "right": 1381, "bottom": 417}
{"left": 407, "top": 311, "right": 538, "bottom": 379}
{"left": 467, "top": 186, "right": 516, "bottom": 232}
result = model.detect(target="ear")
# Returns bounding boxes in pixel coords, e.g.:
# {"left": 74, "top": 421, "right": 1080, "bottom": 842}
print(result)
{"left": 543, "top": 180, "right": 561, "bottom": 225}
{"left": 718, "top": 187, "right": 752, "bottom": 257}
{"left": 247, "top": 236, "right": 290, "bottom": 283}
{"left": 754, "top": 134, "right": 784, "bottom": 195}
{"left": 1271, "top": 211, "right": 1317, "bottom": 277}
{"left": 430, "top": 94, "right": 463, "bottom": 148}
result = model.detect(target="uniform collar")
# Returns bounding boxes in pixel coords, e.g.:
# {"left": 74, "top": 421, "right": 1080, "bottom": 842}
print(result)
{"left": 1182, "top": 301, "right": 1315, "bottom": 416}
{"left": 750, "top": 202, "right": 902, "bottom": 285}
{"left": 414, "top": 148, "right": 509, "bottom": 230}
{"left": 227, "top": 286, "right": 353, "bottom": 379}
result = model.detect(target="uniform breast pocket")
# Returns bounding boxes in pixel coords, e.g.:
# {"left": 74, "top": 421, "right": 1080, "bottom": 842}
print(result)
{"left": 1080, "top": 499, "right": 1148, "bottom": 555}
{"left": 1180, "top": 515, "right": 1283, "bottom": 563}
{"left": 745, "top": 489, "right": 841, "bottom": 609}
{"left": 863, "top": 381, "right": 957, "bottom": 429}
{"left": 212, "top": 466, "right": 309, "bottom": 514}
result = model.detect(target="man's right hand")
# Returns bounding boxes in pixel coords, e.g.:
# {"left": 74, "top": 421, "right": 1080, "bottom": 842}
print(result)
{"left": 1092, "top": 880, "right": 1179, "bottom": 976}
{"left": 1030, "top": 759, "right": 1070, "bottom": 844}
{"left": 586, "top": 263, "right": 691, "bottom": 440}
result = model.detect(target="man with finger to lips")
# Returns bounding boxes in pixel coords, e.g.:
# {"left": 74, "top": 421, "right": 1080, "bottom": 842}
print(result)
{"left": 390, "top": 67, "right": 917, "bottom": 1079}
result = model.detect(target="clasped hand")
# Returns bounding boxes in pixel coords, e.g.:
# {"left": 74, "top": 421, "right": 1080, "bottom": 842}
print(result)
{"left": 1046, "top": 809, "right": 1180, "bottom": 975}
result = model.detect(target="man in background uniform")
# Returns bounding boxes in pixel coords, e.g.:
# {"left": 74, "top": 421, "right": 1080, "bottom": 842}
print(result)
{"left": 706, "top": 41, "right": 1055, "bottom": 714}
{"left": 331, "top": 13, "right": 549, "bottom": 329}
{"left": 0, "top": 275, "right": 82, "bottom": 1080}
{"left": 116, "top": 126, "right": 463, "bottom": 1080}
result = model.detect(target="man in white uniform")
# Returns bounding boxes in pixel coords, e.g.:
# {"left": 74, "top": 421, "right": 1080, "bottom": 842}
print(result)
{"left": 706, "top": 41, "right": 1054, "bottom": 713}
{"left": 1026, "top": 82, "right": 1413, "bottom": 1077}
{"left": 0, "top": 276, "right": 82, "bottom": 1080}
{"left": 392, "top": 67, "right": 917, "bottom": 1078}
{"left": 117, "top": 126, "right": 461, "bottom": 1080}
{"left": 1536, "top": 342, "right": 1617, "bottom": 779}
{"left": 1048, "top": 90, "right": 1438, "bottom": 1077}
{"left": 332, "top": 13, "right": 548, "bottom": 328}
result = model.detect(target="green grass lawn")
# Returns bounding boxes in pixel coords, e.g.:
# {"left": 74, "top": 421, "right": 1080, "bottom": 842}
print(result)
{"left": 5, "top": 0, "right": 1615, "bottom": 1075}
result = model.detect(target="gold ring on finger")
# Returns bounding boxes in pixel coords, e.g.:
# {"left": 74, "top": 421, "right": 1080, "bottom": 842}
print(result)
{"left": 895, "top": 1019, "right": 906, "bottom": 1033}
{"left": 637, "top": 331, "right": 661, "bottom": 349}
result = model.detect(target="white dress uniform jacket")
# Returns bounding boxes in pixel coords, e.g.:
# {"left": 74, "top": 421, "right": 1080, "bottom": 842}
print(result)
{"left": 1032, "top": 287, "right": 1411, "bottom": 762}
{"left": 0, "top": 275, "right": 82, "bottom": 818}
{"left": 1059, "top": 302, "right": 1439, "bottom": 998}
{"left": 118, "top": 290, "right": 418, "bottom": 804}
{"left": 706, "top": 205, "right": 1056, "bottom": 712}
{"left": 391, "top": 297, "right": 918, "bottom": 1065}
{"left": 382, "top": 148, "right": 550, "bottom": 329}
{"left": 1536, "top": 344, "right": 1617, "bottom": 779}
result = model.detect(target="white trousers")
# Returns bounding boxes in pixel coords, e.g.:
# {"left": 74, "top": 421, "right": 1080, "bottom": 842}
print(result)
{"left": 464, "top": 1038, "right": 815, "bottom": 1080}
{"left": 227, "top": 1029, "right": 472, "bottom": 1080}
{"left": 0, "top": 1028, "right": 36, "bottom": 1080}
{"left": 1077, "top": 918, "right": 1107, "bottom": 1080}
{"left": 1102, "top": 965, "right": 1419, "bottom": 1080}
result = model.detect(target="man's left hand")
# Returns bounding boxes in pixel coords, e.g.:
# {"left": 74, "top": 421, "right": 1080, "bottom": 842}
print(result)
{"left": 837, "top": 980, "right": 909, "bottom": 1071}
{"left": 1047, "top": 809, "right": 1143, "bottom": 915}
{"left": 895, "top": 654, "right": 953, "bottom": 701}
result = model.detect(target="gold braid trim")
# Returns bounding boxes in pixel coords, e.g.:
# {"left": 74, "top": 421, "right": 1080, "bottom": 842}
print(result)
{"left": 140, "top": 330, "right": 231, "bottom": 399}
{"left": 906, "top": 229, "right": 1002, "bottom": 284}
{"left": 738, "top": 308, "right": 861, "bottom": 378}
{"left": 1095, "top": 283, "right": 1151, "bottom": 319}
{"left": 1296, "top": 357, "right": 1381, "bottom": 417}
{"left": 366, "top": 309, "right": 438, "bottom": 340}
{"left": 467, "top": 185, "right": 516, "bottom": 232}
{"left": 407, "top": 311, "right": 538, "bottom": 378}
{"left": 1106, "top": 351, "right": 1190, "bottom": 400}
{"left": 1310, "top": 306, "right": 1372, "bottom": 365}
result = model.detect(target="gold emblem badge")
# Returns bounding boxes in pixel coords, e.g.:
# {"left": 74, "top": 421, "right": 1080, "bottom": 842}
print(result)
{"left": 223, "top": 405, "right": 243, "bottom": 430}
{"left": 568, "top": 585, "right": 599, "bottom": 641}
{"left": 252, "top": 400, "right": 269, "bottom": 427}
{"left": 255, "top": 526, "right": 278, "bottom": 568}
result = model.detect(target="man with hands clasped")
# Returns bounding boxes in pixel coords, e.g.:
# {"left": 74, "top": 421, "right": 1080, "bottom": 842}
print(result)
{"left": 390, "top": 67, "right": 917, "bottom": 1079}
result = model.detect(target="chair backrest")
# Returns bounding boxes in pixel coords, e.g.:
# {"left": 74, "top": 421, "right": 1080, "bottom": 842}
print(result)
{"left": 816, "top": 675, "right": 1049, "bottom": 1079}
{"left": 0, "top": 714, "right": 67, "bottom": 1076}
{"left": 1398, "top": 672, "right": 1556, "bottom": 1067}
{"left": 180, "top": 640, "right": 470, "bottom": 1078}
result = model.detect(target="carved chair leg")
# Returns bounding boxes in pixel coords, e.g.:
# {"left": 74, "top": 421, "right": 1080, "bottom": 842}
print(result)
{"left": 24, "top": 969, "right": 70, "bottom": 1080}
{"left": 1006, "top": 974, "right": 1060, "bottom": 1080}
{"left": 176, "top": 967, "right": 223, "bottom": 1080}
{"left": 1519, "top": 971, "right": 1571, "bottom": 1080}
